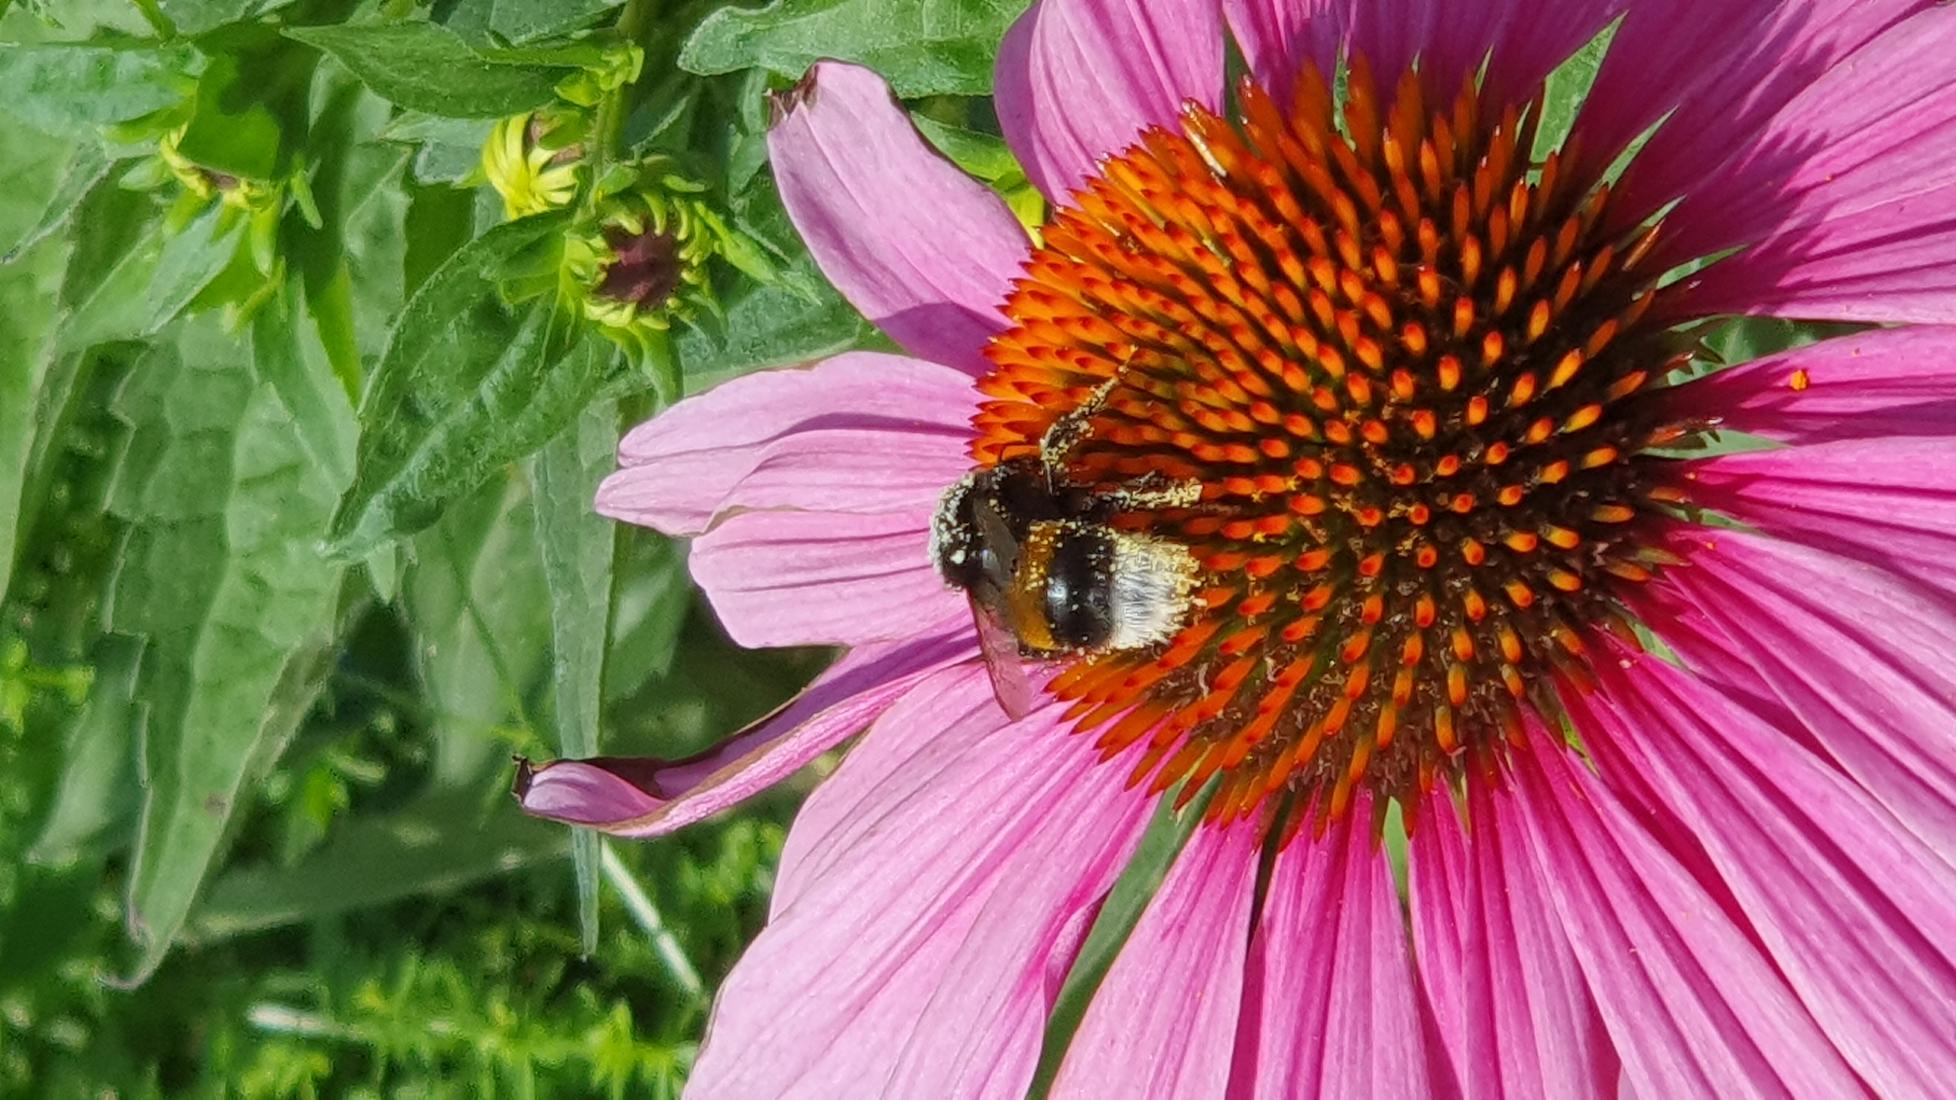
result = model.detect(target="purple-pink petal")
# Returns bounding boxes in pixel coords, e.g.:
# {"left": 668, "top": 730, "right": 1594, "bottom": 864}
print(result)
{"left": 685, "top": 669, "right": 1153, "bottom": 1100}
{"left": 995, "top": 0, "right": 1225, "bottom": 202}
{"left": 1232, "top": 794, "right": 1436, "bottom": 1100}
{"left": 1049, "top": 818, "right": 1260, "bottom": 1100}
{"left": 1222, "top": 0, "right": 1343, "bottom": 103}
{"left": 1685, "top": 438, "right": 1956, "bottom": 594}
{"left": 689, "top": 507, "right": 962, "bottom": 648}
{"left": 1409, "top": 784, "right": 1618, "bottom": 1100}
{"left": 1638, "top": 530, "right": 1956, "bottom": 868}
{"left": 514, "top": 619, "right": 974, "bottom": 837}
{"left": 1671, "top": 325, "right": 1956, "bottom": 444}
{"left": 1225, "top": 0, "right": 1626, "bottom": 116}
{"left": 1662, "top": 7, "right": 1956, "bottom": 321}
{"left": 1505, "top": 718, "right": 1863, "bottom": 1098}
{"left": 1587, "top": 0, "right": 1928, "bottom": 234}
{"left": 768, "top": 61, "right": 1030, "bottom": 375}
{"left": 1572, "top": 642, "right": 1956, "bottom": 1096}
{"left": 599, "top": 352, "right": 977, "bottom": 536}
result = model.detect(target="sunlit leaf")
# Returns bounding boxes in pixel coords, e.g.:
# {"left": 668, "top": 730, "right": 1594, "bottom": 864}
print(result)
{"left": 441, "top": 0, "right": 624, "bottom": 44}
{"left": 107, "top": 309, "right": 353, "bottom": 982}
{"left": 0, "top": 41, "right": 198, "bottom": 135}
{"left": 285, "top": 22, "right": 572, "bottom": 118}
{"left": 57, "top": 185, "right": 237, "bottom": 353}
{"left": 405, "top": 473, "right": 552, "bottom": 787}
{"left": 189, "top": 792, "right": 568, "bottom": 939}
{"left": 529, "top": 399, "right": 620, "bottom": 954}
{"left": 680, "top": 0, "right": 1030, "bottom": 97}
{"left": 328, "top": 215, "right": 618, "bottom": 559}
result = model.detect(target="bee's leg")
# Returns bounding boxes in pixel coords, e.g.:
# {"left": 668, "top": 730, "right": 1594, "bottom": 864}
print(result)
{"left": 1039, "top": 373, "right": 1124, "bottom": 469}
{"left": 1104, "top": 471, "right": 1204, "bottom": 510}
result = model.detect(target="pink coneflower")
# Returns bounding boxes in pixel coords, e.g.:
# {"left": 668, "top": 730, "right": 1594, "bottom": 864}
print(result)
{"left": 518, "top": 0, "right": 1956, "bottom": 1095}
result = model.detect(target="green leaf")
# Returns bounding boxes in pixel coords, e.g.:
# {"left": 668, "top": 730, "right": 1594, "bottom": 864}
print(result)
{"left": 105, "top": 310, "right": 353, "bottom": 982}
{"left": 676, "top": 260, "right": 878, "bottom": 387}
{"left": 188, "top": 791, "right": 567, "bottom": 940}
{"left": 154, "top": 0, "right": 264, "bottom": 36}
{"left": 441, "top": 0, "right": 623, "bottom": 44}
{"left": 0, "top": 41, "right": 197, "bottom": 135}
{"left": 528, "top": 399, "right": 619, "bottom": 954}
{"left": 285, "top": 22, "right": 571, "bottom": 118}
{"left": 28, "top": 637, "right": 143, "bottom": 863}
{"left": 57, "top": 188, "right": 238, "bottom": 353}
{"left": 681, "top": 0, "right": 1030, "bottom": 97}
{"left": 913, "top": 115, "right": 1019, "bottom": 180}
{"left": 0, "top": 160, "right": 70, "bottom": 610}
{"left": 329, "top": 217, "right": 617, "bottom": 559}
{"left": 0, "top": 135, "right": 109, "bottom": 265}
{"left": 601, "top": 532, "right": 688, "bottom": 705}
{"left": 382, "top": 111, "right": 494, "bottom": 184}
{"left": 1535, "top": 20, "right": 1615, "bottom": 158}
{"left": 406, "top": 473, "right": 552, "bottom": 787}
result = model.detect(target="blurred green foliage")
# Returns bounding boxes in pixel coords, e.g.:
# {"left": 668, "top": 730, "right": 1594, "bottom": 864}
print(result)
{"left": 0, "top": 0, "right": 1011, "bottom": 1092}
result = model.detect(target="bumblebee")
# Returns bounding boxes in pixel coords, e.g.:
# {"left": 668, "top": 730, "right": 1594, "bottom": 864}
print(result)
{"left": 930, "top": 378, "right": 1202, "bottom": 715}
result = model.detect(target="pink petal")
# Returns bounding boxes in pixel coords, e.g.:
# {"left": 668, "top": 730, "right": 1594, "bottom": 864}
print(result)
{"left": 1634, "top": 529, "right": 1956, "bottom": 869}
{"left": 1050, "top": 818, "right": 1261, "bottom": 1100}
{"left": 995, "top": 0, "right": 1225, "bottom": 202}
{"left": 1671, "top": 325, "right": 1956, "bottom": 444}
{"left": 1221, "top": 0, "right": 1625, "bottom": 126}
{"left": 1576, "top": 0, "right": 1925, "bottom": 229}
{"left": 772, "top": 661, "right": 1017, "bottom": 912}
{"left": 514, "top": 618, "right": 976, "bottom": 837}
{"left": 690, "top": 508, "right": 962, "bottom": 648}
{"left": 1232, "top": 795, "right": 1436, "bottom": 1100}
{"left": 768, "top": 61, "right": 1030, "bottom": 375}
{"left": 1504, "top": 720, "right": 1864, "bottom": 1098}
{"left": 1570, "top": 645, "right": 1956, "bottom": 1097}
{"left": 1475, "top": 1, "right": 1632, "bottom": 109}
{"left": 1409, "top": 784, "right": 1618, "bottom": 1100}
{"left": 1661, "top": 9, "right": 1956, "bottom": 320}
{"left": 599, "top": 353, "right": 979, "bottom": 536}
{"left": 1222, "top": 0, "right": 1345, "bottom": 103}
{"left": 685, "top": 668, "right": 1154, "bottom": 1100}
{"left": 1355, "top": 0, "right": 1627, "bottom": 107}
{"left": 1684, "top": 437, "right": 1956, "bottom": 593}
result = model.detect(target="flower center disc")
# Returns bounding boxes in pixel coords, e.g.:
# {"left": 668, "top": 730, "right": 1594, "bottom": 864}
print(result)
{"left": 975, "top": 58, "right": 1698, "bottom": 826}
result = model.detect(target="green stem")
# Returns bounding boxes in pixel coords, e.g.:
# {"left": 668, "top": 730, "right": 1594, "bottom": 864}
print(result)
{"left": 585, "top": 0, "right": 658, "bottom": 205}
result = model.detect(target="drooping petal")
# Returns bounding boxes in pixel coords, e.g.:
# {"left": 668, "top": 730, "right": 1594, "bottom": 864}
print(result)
{"left": 514, "top": 619, "right": 974, "bottom": 837}
{"left": 1049, "top": 818, "right": 1261, "bottom": 1100}
{"left": 1569, "top": 645, "right": 1956, "bottom": 1097}
{"left": 1409, "top": 784, "right": 1618, "bottom": 1100}
{"left": 1684, "top": 438, "right": 1956, "bottom": 593}
{"left": 1503, "top": 721, "right": 1864, "bottom": 1099}
{"left": 689, "top": 508, "right": 962, "bottom": 648}
{"left": 599, "top": 353, "right": 979, "bottom": 536}
{"left": 1671, "top": 325, "right": 1956, "bottom": 444}
{"left": 1576, "top": 0, "right": 1926, "bottom": 227}
{"left": 1634, "top": 529, "right": 1956, "bottom": 868}
{"left": 768, "top": 61, "right": 1031, "bottom": 375}
{"left": 1232, "top": 795, "right": 1436, "bottom": 1100}
{"left": 1661, "top": 9, "right": 1956, "bottom": 321}
{"left": 685, "top": 668, "right": 1154, "bottom": 1100}
{"left": 995, "top": 0, "right": 1225, "bottom": 202}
